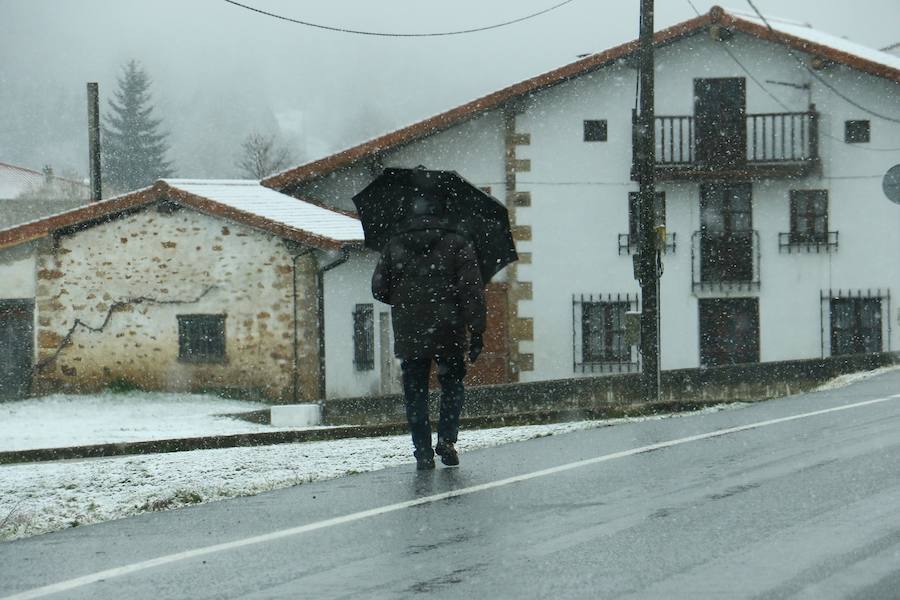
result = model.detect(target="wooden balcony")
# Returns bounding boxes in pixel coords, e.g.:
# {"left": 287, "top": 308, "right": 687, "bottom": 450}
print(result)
{"left": 632, "top": 106, "right": 820, "bottom": 181}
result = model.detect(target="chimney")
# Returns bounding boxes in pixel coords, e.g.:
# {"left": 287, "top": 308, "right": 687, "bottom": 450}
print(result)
{"left": 87, "top": 82, "right": 102, "bottom": 202}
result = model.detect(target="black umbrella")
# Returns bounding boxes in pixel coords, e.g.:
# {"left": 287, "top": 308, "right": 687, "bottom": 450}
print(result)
{"left": 352, "top": 166, "right": 518, "bottom": 282}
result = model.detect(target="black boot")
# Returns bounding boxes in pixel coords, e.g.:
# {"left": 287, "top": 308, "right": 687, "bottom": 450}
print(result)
{"left": 435, "top": 440, "right": 459, "bottom": 467}
{"left": 414, "top": 448, "right": 435, "bottom": 470}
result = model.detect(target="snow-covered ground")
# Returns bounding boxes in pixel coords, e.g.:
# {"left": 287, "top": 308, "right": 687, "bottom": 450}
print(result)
{"left": 0, "top": 392, "right": 287, "bottom": 452}
{"left": 0, "top": 405, "right": 744, "bottom": 542}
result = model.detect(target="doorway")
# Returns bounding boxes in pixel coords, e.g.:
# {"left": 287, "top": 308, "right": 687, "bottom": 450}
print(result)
{"left": 699, "top": 297, "right": 759, "bottom": 367}
{"left": 695, "top": 78, "right": 746, "bottom": 168}
{"left": 0, "top": 300, "right": 33, "bottom": 399}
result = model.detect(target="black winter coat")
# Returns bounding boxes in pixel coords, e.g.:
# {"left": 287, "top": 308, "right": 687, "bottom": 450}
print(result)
{"left": 372, "top": 216, "right": 486, "bottom": 360}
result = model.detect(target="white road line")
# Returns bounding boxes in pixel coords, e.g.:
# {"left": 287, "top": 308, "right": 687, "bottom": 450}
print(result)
{"left": 4, "top": 394, "right": 899, "bottom": 600}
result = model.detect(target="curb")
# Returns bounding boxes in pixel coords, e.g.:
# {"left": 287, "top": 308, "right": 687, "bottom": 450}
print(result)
{"left": 0, "top": 399, "right": 729, "bottom": 465}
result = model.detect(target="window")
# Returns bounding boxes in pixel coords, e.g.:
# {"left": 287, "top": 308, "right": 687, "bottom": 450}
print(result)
{"left": 573, "top": 294, "right": 639, "bottom": 373}
{"left": 582, "top": 301, "right": 629, "bottom": 363}
{"left": 583, "top": 119, "right": 608, "bottom": 142}
{"left": 845, "top": 120, "right": 870, "bottom": 143}
{"left": 699, "top": 298, "right": 760, "bottom": 367}
{"left": 353, "top": 304, "right": 375, "bottom": 371}
{"left": 790, "top": 190, "right": 828, "bottom": 243}
{"left": 698, "top": 182, "right": 755, "bottom": 286}
{"left": 830, "top": 297, "right": 882, "bottom": 356}
{"left": 177, "top": 315, "right": 226, "bottom": 363}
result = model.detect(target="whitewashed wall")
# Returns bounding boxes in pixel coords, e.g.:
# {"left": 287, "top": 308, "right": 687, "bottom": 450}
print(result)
{"left": 0, "top": 244, "right": 36, "bottom": 299}
{"left": 322, "top": 250, "right": 394, "bottom": 399}
{"left": 295, "top": 111, "right": 507, "bottom": 213}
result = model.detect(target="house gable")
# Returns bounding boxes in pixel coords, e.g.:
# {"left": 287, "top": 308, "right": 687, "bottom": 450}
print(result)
{"left": 262, "top": 5, "right": 900, "bottom": 193}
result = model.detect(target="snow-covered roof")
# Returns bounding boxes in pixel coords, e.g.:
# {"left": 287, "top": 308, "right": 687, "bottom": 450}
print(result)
{"left": 162, "top": 179, "right": 363, "bottom": 243}
{"left": 0, "top": 162, "right": 88, "bottom": 200}
{"left": 728, "top": 8, "right": 900, "bottom": 73}
{"left": 263, "top": 5, "right": 900, "bottom": 190}
{"left": 0, "top": 178, "right": 363, "bottom": 251}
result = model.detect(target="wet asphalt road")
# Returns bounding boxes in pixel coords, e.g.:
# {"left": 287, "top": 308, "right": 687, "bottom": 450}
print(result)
{"left": 2, "top": 371, "right": 900, "bottom": 599}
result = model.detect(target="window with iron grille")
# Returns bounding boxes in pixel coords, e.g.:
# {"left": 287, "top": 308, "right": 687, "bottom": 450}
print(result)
{"left": 790, "top": 190, "right": 828, "bottom": 243}
{"left": 573, "top": 293, "right": 639, "bottom": 371}
{"left": 844, "top": 120, "right": 870, "bottom": 143}
{"left": 583, "top": 301, "right": 629, "bottom": 363}
{"left": 353, "top": 304, "right": 375, "bottom": 371}
{"left": 177, "top": 314, "right": 226, "bottom": 363}
{"left": 830, "top": 297, "right": 883, "bottom": 356}
{"left": 583, "top": 119, "right": 608, "bottom": 142}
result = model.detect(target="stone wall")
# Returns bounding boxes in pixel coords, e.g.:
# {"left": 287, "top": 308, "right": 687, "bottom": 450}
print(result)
{"left": 31, "top": 202, "right": 320, "bottom": 402}
{"left": 321, "top": 352, "right": 900, "bottom": 425}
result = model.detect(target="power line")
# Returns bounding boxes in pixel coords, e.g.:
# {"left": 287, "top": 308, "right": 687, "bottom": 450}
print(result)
{"left": 745, "top": 0, "right": 900, "bottom": 125}
{"left": 222, "top": 0, "right": 577, "bottom": 37}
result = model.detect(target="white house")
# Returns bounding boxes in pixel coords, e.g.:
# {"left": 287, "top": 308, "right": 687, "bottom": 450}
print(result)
{"left": 263, "top": 6, "right": 900, "bottom": 392}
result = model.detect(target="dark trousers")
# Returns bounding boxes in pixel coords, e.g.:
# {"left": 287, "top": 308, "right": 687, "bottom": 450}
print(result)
{"left": 401, "top": 353, "right": 466, "bottom": 455}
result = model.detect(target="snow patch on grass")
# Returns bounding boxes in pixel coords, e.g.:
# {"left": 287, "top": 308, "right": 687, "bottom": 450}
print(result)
{"left": 0, "top": 391, "right": 278, "bottom": 452}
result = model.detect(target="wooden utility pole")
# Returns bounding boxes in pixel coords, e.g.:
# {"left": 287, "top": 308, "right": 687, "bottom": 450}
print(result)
{"left": 87, "top": 82, "right": 102, "bottom": 202}
{"left": 636, "top": 0, "right": 661, "bottom": 400}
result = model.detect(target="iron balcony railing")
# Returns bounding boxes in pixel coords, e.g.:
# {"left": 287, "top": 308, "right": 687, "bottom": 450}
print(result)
{"left": 636, "top": 105, "right": 819, "bottom": 172}
{"left": 778, "top": 231, "right": 839, "bottom": 253}
{"left": 691, "top": 230, "right": 761, "bottom": 293}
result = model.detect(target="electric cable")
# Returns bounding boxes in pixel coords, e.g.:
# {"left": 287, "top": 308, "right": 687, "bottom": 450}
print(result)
{"left": 222, "top": 0, "right": 577, "bottom": 37}
{"left": 746, "top": 0, "right": 900, "bottom": 125}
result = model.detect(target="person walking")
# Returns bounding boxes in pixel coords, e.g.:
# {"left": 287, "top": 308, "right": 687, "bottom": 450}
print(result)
{"left": 372, "top": 192, "right": 486, "bottom": 470}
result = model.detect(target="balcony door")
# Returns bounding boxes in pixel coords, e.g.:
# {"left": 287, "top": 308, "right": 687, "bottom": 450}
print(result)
{"left": 700, "top": 182, "right": 753, "bottom": 283}
{"left": 695, "top": 78, "right": 746, "bottom": 168}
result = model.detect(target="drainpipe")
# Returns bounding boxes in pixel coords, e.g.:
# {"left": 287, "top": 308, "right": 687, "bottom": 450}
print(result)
{"left": 291, "top": 247, "right": 316, "bottom": 403}
{"left": 316, "top": 247, "right": 350, "bottom": 401}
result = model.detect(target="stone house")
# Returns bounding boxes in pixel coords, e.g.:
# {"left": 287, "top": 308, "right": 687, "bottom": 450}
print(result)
{"left": 0, "top": 179, "right": 363, "bottom": 401}
{"left": 263, "top": 6, "right": 900, "bottom": 389}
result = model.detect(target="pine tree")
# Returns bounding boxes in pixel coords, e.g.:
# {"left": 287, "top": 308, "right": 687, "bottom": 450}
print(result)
{"left": 102, "top": 60, "right": 173, "bottom": 193}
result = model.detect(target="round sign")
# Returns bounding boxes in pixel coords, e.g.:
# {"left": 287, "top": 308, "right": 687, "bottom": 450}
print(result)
{"left": 884, "top": 164, "right": 900, "bottom": 204}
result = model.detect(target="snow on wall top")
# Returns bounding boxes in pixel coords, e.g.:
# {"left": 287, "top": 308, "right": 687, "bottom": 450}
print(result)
{"left": 163, "top": 179, "right": 363, "bottom": 243}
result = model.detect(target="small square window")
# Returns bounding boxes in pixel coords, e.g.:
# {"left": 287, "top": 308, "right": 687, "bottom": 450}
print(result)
{"left": 845, "top": 120, "right": 870, "bottom": 143}
{"left": 178, "top": 314, "right": 226, "bottom": 363}
{"left": 584, "top": 119, "right": 608, "bottom": 142}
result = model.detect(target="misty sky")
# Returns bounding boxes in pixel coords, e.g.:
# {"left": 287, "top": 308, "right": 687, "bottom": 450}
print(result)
{"left": 1, "top": 0, "right": 898, "bottom": 181}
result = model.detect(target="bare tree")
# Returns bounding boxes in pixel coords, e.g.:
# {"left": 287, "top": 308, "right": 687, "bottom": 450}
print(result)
{"left": 235, "top": 132, "right": 294, "bottom": 179}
